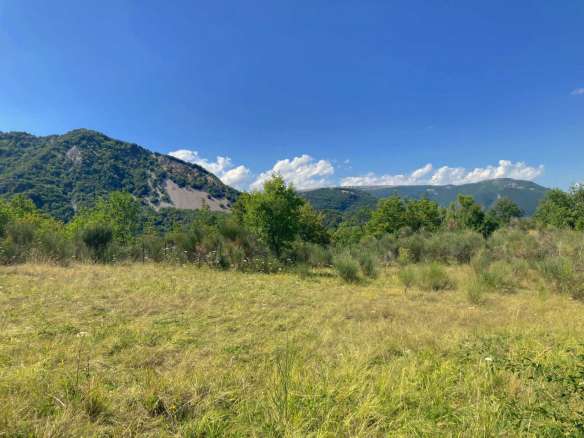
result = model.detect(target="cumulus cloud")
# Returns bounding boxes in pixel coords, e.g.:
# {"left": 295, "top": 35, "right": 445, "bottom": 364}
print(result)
{"left": 571, "top": 88, "right": 584, "bottom": 96}
{"left": 341, "top": 160, "right": 544, "bottom": 187}
{"left": 168, "top": 149, "right": 251, "bottom": 189}
{"left": 250, "top": 154, "right": 334, "bottom": 191}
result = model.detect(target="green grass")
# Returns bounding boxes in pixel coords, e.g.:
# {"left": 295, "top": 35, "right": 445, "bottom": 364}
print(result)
{"left": 0, "top": 263, "right": 583, "bottom": 436}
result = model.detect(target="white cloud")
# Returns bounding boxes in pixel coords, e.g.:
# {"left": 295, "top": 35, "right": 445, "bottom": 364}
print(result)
{"left": 221, "top": 165, "right": 250, "bottom": 187}
{"left": 411, "top": 163, "right": 433, "bottom": 179}
{"left": 250, "top": 154, "right": 334, "bottom": 191}
{"left": 341, "top": 160, "right": 544, "bottom": 187}
{"left": 571, "top": 88, "right": 584, "bottom": 96}
{"left": 168, "top": 149, "right": 251, "bottom": 189}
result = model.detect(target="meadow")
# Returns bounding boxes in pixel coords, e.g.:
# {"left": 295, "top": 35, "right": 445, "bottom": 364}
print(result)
{"left": 1, "top": 263, "right": 582, "bottom": 436}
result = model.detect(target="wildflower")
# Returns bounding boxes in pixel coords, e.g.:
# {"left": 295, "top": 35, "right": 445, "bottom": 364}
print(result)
{"left": 484, "top": 356, "right": 493, "bottom": 363}
{"left": 76, "top": 331, "right": 89, "bottom": 338}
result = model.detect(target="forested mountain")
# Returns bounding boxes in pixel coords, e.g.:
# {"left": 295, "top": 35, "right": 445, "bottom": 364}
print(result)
{"left": 301, "top": 179, "right": 549, "bottom": 216}
{"left": 0, "top": 129, "right": 239, "bottom": 220}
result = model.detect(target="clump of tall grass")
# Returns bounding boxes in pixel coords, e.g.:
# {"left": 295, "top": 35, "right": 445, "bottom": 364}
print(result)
{"left": 417, "top": 262, "right": 455, "bottom": 291}
{"left": 333, "top": 252, "right": 361, "bottom": 283}
{"left": 478, "top": 260, "right": 517, "bottom": 294}
{"left": 397, "top": 262, "right": 455, "bottom": 292}
{"left": 467, "top": 278, "right": 488, "bottom": 304}
{"left": 397, "top": 266, "right": 416, "bottom": 293}
{"left": 357, "top": 253, "right": 379, "bottom": 279}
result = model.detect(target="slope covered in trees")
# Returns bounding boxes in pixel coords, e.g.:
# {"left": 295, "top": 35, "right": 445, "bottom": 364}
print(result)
{"left": 301, "top": 179, "right": 548, "bottom": 217}
{"left": 0, "top": 129, "right": 239, "bottom": 220}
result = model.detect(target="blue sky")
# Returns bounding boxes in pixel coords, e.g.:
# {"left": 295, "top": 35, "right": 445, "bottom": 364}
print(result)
{"left": 1, "top": 0, "right": 583, "bottom": 190}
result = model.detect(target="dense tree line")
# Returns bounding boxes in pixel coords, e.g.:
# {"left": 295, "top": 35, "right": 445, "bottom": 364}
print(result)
{"left": 0, "top": 175, "right": 582, "bottom": 270}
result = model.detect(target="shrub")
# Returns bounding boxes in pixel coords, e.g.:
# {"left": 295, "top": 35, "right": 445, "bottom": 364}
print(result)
{"left": 417, "top": 263, "right": 454, "bottom": 291}
{"left": 357, "top": 253, "right": 378, "bottom": 278}
{"left": 6, "top": 222, "right": 36, "bottom": 247}
{"left": 479, "top": 260, "right": 517, "bottom": 294}
{"left": 288, "top": 241, "right": 331, "bottom": 268}
{"left": 34, "top": 229, "right": 73, "bottom": 264}
{"left": 82, "top": 224, "right": 113, "bottom": 262}
{"left": 333, "top": 253, "right": 361, "bottom": 283}
{"left": 425, "top": 231, "right": 484, "bottom": 264}
{"left": 467, "top": 278, "right": 487, "bottom": 304}
{"left": 488, "top": 228, "right": 545, "bottom": 262}
{"left": 397, "top": 266, "right": 416, "bottom": 293}
{"left": 537, "top": 256, "right": 584, "bottom": 300}
{"left": 394, "top": 234, "right": 426, "bottom": 263}
{"left": 397, "top": 247, "right": 413, "bottom": 265}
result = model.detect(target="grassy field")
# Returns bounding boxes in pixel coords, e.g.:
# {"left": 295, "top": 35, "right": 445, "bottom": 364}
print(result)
{"left": 0, "top": 264, "right": 582, "bottom": 436}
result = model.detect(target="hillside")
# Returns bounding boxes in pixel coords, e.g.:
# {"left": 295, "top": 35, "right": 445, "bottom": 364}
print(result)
{"left": 301, "top": 179, "right": 549, "bottom": 216}
{"left": 0, "top": 129, "right": 239, "bottom": 220}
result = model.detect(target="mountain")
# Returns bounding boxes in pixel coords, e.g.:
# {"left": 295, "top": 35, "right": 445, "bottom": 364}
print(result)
{"left": 300, "top": 179, "right": 550, "bottom": 216}
{"left": 0, "top": 129, "right": 239, "bottom": 220}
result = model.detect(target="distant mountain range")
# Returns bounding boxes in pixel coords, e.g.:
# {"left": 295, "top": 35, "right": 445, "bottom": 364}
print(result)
{"left": 0, "top": 129, "right": 238, "bottom": 220}
{"left": 0, "top": 128, "right": 551, "bottom": 221}
{"left": 300, "top": 179, "right": 549, "bottom": 216}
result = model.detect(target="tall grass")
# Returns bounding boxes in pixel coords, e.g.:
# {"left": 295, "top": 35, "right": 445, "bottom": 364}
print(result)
{"left": 333, "top": 252, "right": 361, "bottom": 283}
{"left": 0, "top": 263, "right": 582, "bottom": 435}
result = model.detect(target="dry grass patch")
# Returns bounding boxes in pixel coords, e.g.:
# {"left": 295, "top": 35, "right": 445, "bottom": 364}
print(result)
{"left": 0, "top": 263, "right": 582, "bottom": 436}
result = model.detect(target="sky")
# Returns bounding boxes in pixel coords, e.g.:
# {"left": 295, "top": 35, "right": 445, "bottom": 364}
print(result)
{"left": 0, "top": 0, "right": 583, "bottom": 190}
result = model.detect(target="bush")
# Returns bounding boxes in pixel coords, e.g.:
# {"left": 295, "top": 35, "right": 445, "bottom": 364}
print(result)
{"left": 467, "top": 278, "right": 487, "bottom": 304}
{"left": 417, "top": 263, "right": 455, "bottom": 291}
{"left": 357, "top": 253, "right": 378, "bottom": 278}
{"left": 470, "top": 249, "right": 492, "bottom": 274}
{"left": 397, "top": 266, "right": 416, "bottom": 293}
{"left": 397, "top": 247, "right": 413, "bottom": 265}
{"left": 488, "top": 228, "right": 543, "bottom": 262}
{"left": 425, "top": 231, "right": 484, "bottom": 264}
{"left": 537, "top": 256, "right": 584, "bottom": 300}
{"left": 82, "top": 224, "right": 113, "bottom": 262}
{"left": 34, "top": 229, "right": 73, "bottom": 264}
{"left": 288, "top": 241, "right": 331, "bottom": 268}
{"left": 479, "top": 260, "right": 517, "bottom": 294}
{"left": 333, "top": 253, "right": 361, "bottom": 283}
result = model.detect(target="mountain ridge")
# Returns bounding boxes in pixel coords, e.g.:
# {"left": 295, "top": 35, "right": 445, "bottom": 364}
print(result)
{"left": 0, "top": 128, "right": 239, "bottom": 220}
{"left": 300, "top": 178, "right": 549, "bottom": 216}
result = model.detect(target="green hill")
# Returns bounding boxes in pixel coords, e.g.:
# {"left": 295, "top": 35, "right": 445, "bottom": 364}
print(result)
{"left": 0, "top": 129, "right": 239, "bottom": 220}
{"left": 301, "top": 179, "right": 549, "bottom": 216}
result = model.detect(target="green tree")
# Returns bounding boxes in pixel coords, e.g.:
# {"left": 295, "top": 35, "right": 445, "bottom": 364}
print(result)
{"left": 445, "top": 195, "right": 485, "bottom": 232}
{"left": 234, "top": 175, "right": 304, "bottom": 256}
{"left": 404, "top": 198, "right": 443, "bottom": 232}
{"left": 69, "top": 192, "right": 142, "bottom": 244}
{"left": 366, "top": 196, "right": 406, "bottom": 237}
{"left": 534, "top": 189, "right": 575, "bottom": 229}
{"left": 332, "top": 222, "right": 364, "bottom": 246}
{"left": 297, "top": 203, "right": 330, "bottom": 245}
{"left": 488, "top": 197, "right": 523, "bottom": 226}
{"left": 571, "top": 185, "right": 584, "bottom": 230}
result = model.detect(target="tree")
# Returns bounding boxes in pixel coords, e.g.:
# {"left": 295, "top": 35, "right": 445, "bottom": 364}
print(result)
{"left": 443, "top": 194, "right": 502, "bottom": 236}
{"left": 571, "top": 185, "right": 584, "bottom": 230}
{"left": 489, "top": 197, "right": 523, "bottom": 226}
{"left": 534, "top": 189, "right": 575, "bottom": 229}
{"left": 298, "top": 203, "right": 330, "bottom": 245}
{"left": 404, "top": 198, "right": 443, "bottom": 232}
{"left": 366, "top": 196, "right": 406, "bottom": 237}
{"left": 68, "top": 192, "right": 142, "bottom": 244}
{"left": 234, "top": 175, "right": 304, "bottom": 256}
